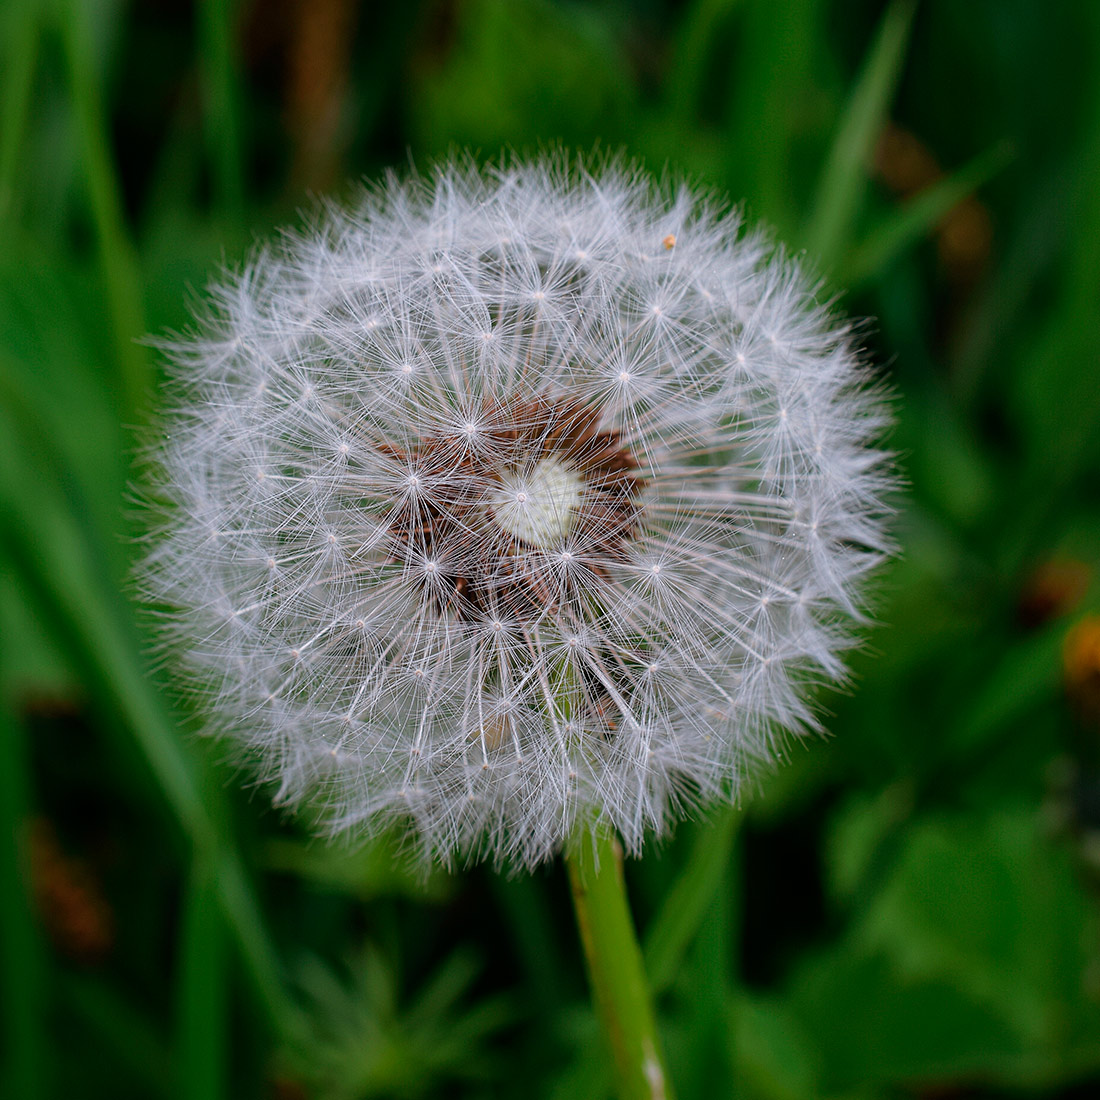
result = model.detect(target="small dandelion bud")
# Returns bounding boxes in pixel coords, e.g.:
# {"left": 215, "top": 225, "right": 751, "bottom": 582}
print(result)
{"left": 139, "top": 155, "right": 894, "bottom": 869}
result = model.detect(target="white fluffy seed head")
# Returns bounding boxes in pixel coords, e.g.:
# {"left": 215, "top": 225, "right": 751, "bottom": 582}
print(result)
{"left": 489, "top": 459, "right": 585, "bottom": 548}
{"left": 138, "top": 153, "right": 895, "bottom": 870}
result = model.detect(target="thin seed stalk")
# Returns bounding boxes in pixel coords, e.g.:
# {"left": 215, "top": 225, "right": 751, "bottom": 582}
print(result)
{"left": 564, "top": 827, "right": 673, "bottom": 1100}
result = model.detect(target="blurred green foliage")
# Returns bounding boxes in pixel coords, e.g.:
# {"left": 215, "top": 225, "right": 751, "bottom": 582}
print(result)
{"left": 3, "top": 0, "right": 1100, "bottom": 1097}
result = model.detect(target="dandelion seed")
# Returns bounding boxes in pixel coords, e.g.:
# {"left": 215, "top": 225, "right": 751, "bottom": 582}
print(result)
{"left": 139, "top": 154, "right": 894, "bottom": 869}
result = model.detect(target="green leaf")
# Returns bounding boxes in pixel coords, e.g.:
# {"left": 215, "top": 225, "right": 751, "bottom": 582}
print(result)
{"left": 823, "top": 783, "right": 915, "bottom": 906}
{"left": 853, "top": 811, "right": 1089, "bottom": 1046}
{"left": 731, "top": 994, "right": 821, "bottom": 1100}
{"left": 788, "top": 947, "right": 1023, "bottom": 1090}
{"left": 949, "top": 618, "right": 1067, "bottom": 760}
{"left": 799, "top": 807, "right": 1100, "bottom": 1090}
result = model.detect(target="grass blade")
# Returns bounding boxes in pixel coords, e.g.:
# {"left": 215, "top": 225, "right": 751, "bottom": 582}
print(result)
{"left": 643, "top": 806, "right": 740, "bottom": 994}
{"left": 0, "top": 392, "right": 298, "bottom": 1041}
{"left": 197, "top": 0, "right": 244, "bottom": 219}
{"left": 0, "top": 0, "right": 41, "bottom": 220}
{"left": 176, "top": 856, "right": 228, "bottom": 1100}
{"left": 2, "top": 494, "right": 299, "bottom": 1038}
{"left": 845, "top": 143, "right": 1011, "bottom": 287}
{"left": 726, "top": 0, "right": 825, "bottom": 236}
{"left": 663, "top": 0, "right": 743, "bottom": 121}
{"left": 804, "top": 0, "right": 916, "bottom": 265}
{"left": 56, "top": 0, "right": 150, "bottom": 416}
{"left": 726, "top": 0, "right": 827, "bottom": 236}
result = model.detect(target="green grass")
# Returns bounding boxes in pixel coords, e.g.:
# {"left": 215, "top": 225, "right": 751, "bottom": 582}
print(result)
{"left": 2, "top": 1, "right": 1099, "bottom": 1098}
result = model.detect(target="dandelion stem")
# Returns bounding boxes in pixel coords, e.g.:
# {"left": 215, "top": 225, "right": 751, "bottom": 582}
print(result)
{"left": 565, "top": 827, "right": 673, "bottom": 1100}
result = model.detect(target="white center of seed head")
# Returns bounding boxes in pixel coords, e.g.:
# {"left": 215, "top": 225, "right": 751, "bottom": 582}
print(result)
{"left": 489, "top": 458, "right": 584, "bottom": 548}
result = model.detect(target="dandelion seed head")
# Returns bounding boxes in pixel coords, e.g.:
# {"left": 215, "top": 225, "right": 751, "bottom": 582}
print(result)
{"left": 489, "top": 458, "right": 585, "bottom": 549}
{"left": 139, "top": 154, "right": 894, "bottom": 869}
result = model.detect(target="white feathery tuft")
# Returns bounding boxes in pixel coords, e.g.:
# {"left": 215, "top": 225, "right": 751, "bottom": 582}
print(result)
{"left": 138, "top": 154, "right": 895, "bottom": 869}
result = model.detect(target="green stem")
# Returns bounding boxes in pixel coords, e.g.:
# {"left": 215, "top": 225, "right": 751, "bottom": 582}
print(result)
{"left": 565, "top": 827, "right": 673, "bottom": 1100}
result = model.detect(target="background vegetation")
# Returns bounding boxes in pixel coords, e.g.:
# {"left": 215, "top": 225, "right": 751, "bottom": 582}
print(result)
{"left": 3, "top": 0, "right": 1100, "bottom": 1097}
